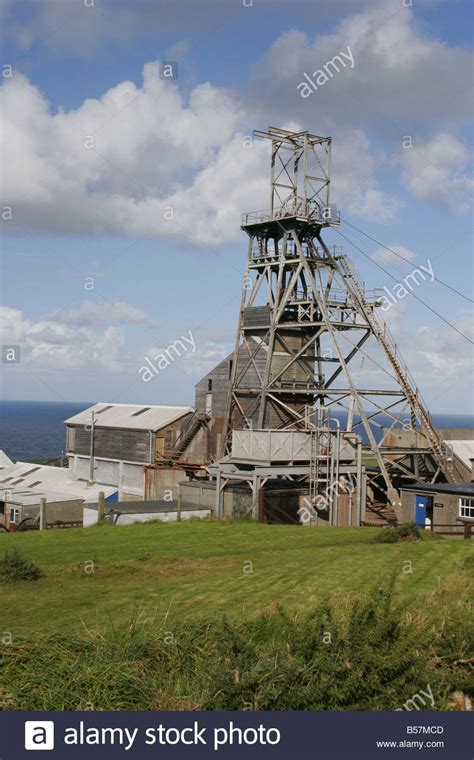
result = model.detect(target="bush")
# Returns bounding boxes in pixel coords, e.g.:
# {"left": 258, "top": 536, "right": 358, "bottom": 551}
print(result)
{"left": 373, "top": 522, "right": 421, "bottom": 544}
{"left": 1, "top": 578, "right": 469, "bottom": 711}
{"left": 397, "top": 522, "right": 421, "bottom": 539}
{"left": 200, "top": 578, "right": 430, "bottom": 710}
{"left": 0, "top": 549, "right": 43, "bottom": 582}
{"left": 372, "top": 528, "right": 399, "bottom": 544}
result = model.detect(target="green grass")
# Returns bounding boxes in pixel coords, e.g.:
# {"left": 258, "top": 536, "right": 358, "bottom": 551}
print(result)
{"left": 0, "top": 522, "right": 472, "bottom": 710}
{"left": 0, "top": 521, "right": 472, "bottom": 637}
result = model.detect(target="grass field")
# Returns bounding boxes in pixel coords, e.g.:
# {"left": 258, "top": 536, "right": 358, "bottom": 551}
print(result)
{"left": 1, "top": 521, "right": 472, "bottom": 636}
{"left": 1, "top": 522, "right": 473, "bottom": 710}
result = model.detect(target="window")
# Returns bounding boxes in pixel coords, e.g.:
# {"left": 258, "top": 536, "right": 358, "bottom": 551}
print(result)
{"left": 66, "top": 427, "right": 76, "bottom": 451}
{"left": 8, "top": 507, "right": 20, "bottom": 525}
{"left": 459, "top": 497, "right": 474, "bottom": 520}
{"left": 131, "top": 407, "right": 151, "bottom": 417}
{"left": 20, "top": 467, "right": 41, "bottom": 477}
{"left": 28, "top": 481, "right": 42, "bottom": 488}
{"left": 208, "top": 379, "right": 213, "bottom": 392}
{"left": 95, "top": 405, "right": 113, "bottom": 414}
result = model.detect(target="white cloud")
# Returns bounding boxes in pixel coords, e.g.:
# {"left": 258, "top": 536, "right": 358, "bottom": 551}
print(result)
{"left": 0, "top": 0, "right": 234, "bottom": 54}
{"left": 401, "top": 133, "right": 474, "bottom": 214}
{"left": 48, "top": 300, "right": 156, "bottom": 328}
{"left": 143, "top": 337, "right": 230, "bottom": 380}
{"left": 0, "top": 305, "right": 126, "bottom": 371}
{"left": 0, "top": 69, "right": 397, "bottom": 241}
{"left": 249, "top": 6, "right": 473, "bottom": 127}
{"left": 337, "top": 303, "right": 474, "bottom": 413}
{"left": 405, "top": 314, "right": 474, "bottom": 413}
{"left": 0, "top": 67, "right": 270, "bottom": 245}
{"left": 245, "top": 5, "right": 473, "bottom": 217}
{"left": 1, "top": 4, "right": 472, "bottom": 245}
{"left": 372, "top": 303, "right": 474, "bottom": 413}
{"left": 357, "top": 189, "right": 401, "bottom": 222}
{"left": 329, "top": 129, "right": 400, "bottom": 220}
{"left": 182, "top": 339, "right": 230, "bottom": 379}
{"left": 372, "top": 245, "right": 416, "bottom": 267}
{"left": 0, "top": 0, "right": 386, "bottom": 55}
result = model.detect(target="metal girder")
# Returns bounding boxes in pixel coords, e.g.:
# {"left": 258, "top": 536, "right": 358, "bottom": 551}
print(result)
{"left": 222, "top": 128, "right": 454, "bottom": 509}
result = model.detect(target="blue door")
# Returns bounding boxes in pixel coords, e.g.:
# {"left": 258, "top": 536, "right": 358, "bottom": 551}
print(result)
{"left": 415, "top": 495, "right": 427, "bottom": 527}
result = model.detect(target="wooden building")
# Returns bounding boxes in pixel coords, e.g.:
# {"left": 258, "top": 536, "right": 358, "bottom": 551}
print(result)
{"left": 399, "top": 482, "right": 474, "bottom": 538}
{"left": 188, "top": 339, "right": 272, "bottom": 464}
{"left": 65, "top": 403, "right": 193, "bottom": 499}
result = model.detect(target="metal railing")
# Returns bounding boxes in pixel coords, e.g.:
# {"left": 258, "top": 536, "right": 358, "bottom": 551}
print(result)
{"left": 289, "top": 287, "right": 384, "bottom": 306}
{"left": 242, "top": 201, "right": 341, "bottom": 227}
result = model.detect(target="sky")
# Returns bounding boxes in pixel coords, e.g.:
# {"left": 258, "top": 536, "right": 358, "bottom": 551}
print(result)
{"left": 0, "top": 0, "right": 473, "bottom": 413}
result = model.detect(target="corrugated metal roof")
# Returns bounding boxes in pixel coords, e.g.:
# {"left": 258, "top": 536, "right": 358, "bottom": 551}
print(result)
{"left": 0, "top": 450, "right": 14, "bottom": 469}
{"left": 448, "top": 440, "right": 474, "bottom": 469}
{"left": 400, "top": 482, "right": 474, "bottom": 496}
{"left": 64, "top": 403, "right": 193, "bottom": 431}
{"left": 0, "top": 461, "right": 117, "bottom": 505}
{"left": 2, "top": 489, "right": 84, "bottom": 507}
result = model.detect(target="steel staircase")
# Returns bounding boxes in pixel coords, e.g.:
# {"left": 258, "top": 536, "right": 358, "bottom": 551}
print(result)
{"left": 337, "top": 252, "right": 457, "bottom": 483}
{"left": 171, "top": 412, "right": 207, "bottom": 461}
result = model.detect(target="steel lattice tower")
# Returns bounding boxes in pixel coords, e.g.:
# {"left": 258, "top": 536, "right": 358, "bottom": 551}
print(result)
{"left": 222, "top": 127, "right": 459, "bottom": 508}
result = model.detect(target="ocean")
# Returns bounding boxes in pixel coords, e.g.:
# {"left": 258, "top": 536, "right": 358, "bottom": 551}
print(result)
{"left": 0, "top": 400, "right": 473, "bottom": 463}
{"left": 0, "top": 400, "right": 92, "bottom": 462}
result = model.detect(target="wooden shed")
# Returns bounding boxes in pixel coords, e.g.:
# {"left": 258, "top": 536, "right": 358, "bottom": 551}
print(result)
{"left": 65, "top": 403, "right": 193, "bottom": 498}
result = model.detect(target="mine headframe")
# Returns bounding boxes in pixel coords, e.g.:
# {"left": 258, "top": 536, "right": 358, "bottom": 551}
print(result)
{"left": 222, "top": 128, "right": 459, "bottom": 508}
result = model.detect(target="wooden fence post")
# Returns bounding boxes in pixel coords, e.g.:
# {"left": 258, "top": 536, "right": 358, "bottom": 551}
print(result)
{"left": 98, "top": 491, "right": 105, "bottom": 524}
{"left": 258, "top": 485, "right": 265, "bottom": 523}
{"left": 39, "top": 497, "right": 46, "bottom": 531}
{"left": 176, "top": 489, "right": 182, "bottom": 522}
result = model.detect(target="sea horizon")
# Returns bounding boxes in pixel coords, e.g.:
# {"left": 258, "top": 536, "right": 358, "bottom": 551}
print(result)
{"left": 0, "top": 398, "right": 473, "bottom": 464}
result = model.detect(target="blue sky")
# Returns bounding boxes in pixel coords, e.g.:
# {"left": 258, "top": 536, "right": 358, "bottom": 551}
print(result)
{"left": 1, "top": 0, "right": 473, "bottom": 413}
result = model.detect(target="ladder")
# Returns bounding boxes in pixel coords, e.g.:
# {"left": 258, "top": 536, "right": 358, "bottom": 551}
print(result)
{"left": 308, "top": 408, "right": 334, "bottom": 506}
{"left": 337, "top": 253, "right": 457, "bottom": 482}
{"left": 309, "top": 428, "right": 319, "bottom": 504}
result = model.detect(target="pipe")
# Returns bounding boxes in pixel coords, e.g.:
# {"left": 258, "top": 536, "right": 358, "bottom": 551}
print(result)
{"left": 356, "top": 439, "right": 363, "bottom": 526}
{"left": 88, "top": 410, "right": 95, "bottom": 484}
{"left": 328, "top": 418, "right": 340, "bottom": 526}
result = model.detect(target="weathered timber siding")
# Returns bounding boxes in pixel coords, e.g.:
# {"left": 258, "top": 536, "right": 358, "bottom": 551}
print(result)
{"left": 66, "top": 414, "right": 193, "bottom": 465}
{"left": 68, "top": 425, "right": 151, "bottom": 463}
{"left": 195, "top": 356, "right": 231, "bottom": 418}
{"left": 399, "top": 490, "right": 464, "bottom": 536}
